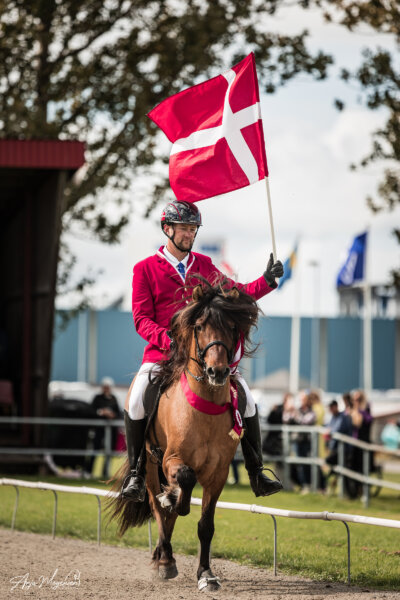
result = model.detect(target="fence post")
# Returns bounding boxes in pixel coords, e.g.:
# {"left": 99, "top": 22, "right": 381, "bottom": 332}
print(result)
{"left": 104, "top": 424, "right": 112, "bottom": 479}
{"left": 311, "top": 430, "right": 318, "bottom": 492}
{"left": 338, "top": 440, "right": 344, "bottom": 498}
{"left": 282, "top": 428, "right": 290, "bottom": 489}
{"left": 362, "top": 449, "right": 370, "bottom": 508}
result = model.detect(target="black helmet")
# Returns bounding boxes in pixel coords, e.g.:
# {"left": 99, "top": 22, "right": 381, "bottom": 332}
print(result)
{"left": 161, "top": 200, "right": 202, "bottom": 230}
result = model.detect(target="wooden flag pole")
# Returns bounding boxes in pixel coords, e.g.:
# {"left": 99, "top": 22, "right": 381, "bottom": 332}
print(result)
{"left": 265, "top": 177, "right": 277, "bottom": 260}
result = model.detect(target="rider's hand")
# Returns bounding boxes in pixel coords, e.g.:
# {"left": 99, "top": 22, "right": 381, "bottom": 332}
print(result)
{"left": 263, "top": 253, "right": 284, "bottom": 287}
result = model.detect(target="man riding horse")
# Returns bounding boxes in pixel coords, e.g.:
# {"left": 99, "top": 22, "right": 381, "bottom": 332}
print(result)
{"left": 122, "top": 199, "right": 284, "bottom": 501}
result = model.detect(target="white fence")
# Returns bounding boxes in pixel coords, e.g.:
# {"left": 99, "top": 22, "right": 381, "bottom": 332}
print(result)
{"left": 1, "top": 478, "right": 400, "bottom": 584}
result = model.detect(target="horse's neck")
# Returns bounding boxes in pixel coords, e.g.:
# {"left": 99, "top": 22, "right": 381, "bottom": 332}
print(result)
{"left": 187, "top": 375, "right": 231, "bottom": 406}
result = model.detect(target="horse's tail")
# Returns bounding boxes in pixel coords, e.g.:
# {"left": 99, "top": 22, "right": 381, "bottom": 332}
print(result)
{"left": 105, "top": 458, "right": 153, "bottom": 537}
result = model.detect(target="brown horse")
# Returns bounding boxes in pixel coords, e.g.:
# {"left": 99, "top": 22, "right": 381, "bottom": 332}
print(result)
{"left": 108, "top": 280, "right": 259, "bottom": 592}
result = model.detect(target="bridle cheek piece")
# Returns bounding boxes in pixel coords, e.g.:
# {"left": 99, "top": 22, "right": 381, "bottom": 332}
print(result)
{"left": 187, "top": 327, "right": 234, "bottom": 382}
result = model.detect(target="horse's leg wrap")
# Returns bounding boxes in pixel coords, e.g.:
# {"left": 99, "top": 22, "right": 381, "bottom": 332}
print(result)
{"left": 242, "top": 406, "right": 283, "bottom": 497}
{"left": 121, "top": 410, "right": 147, "bottom": 501}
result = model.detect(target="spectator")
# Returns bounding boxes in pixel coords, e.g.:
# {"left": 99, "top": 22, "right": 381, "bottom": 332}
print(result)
{"left": 381, "top": 419, "right": 400, "bottom": 450}
{"left": 86, "top": 377, "right": 122, "bottom": 477}
{"left": 294, "top": 391, "right": 316, "bottom": 494}
{"left": 349, "top": 390, "right": 374, "bottom": 497}
{"left": 309, "top": 390, "right": 326, "bottom": 492}
{"left": 262, "top": 393, "right": 294, "bottom": 457}
{"left": 325, "top": 399, "right": 353, "bottom": 475}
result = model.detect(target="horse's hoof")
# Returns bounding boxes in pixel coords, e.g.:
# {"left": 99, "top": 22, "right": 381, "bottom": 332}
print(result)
{"left": 198, "top": 574, "right": 221, "bottom": 592}
{"left": 158, "top": 563, "right": 178, "bottom": 579}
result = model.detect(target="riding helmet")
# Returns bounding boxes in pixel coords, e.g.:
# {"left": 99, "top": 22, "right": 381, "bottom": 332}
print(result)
{"left": 161, "top": 200, "right": 202, "bottom": 231}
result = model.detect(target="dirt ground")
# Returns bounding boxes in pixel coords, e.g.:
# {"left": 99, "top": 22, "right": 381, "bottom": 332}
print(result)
{"left": 1, "top": 529, "right": 399, "bottom": 600}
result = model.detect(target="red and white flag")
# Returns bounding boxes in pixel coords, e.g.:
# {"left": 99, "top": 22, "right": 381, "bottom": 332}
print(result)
{"left": 148, "top": 53, "right": 268, "bottom": 203}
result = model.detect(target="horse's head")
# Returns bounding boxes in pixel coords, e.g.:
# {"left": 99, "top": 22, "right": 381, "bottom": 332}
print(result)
{"left": 167, "top": 278, "right": 260, "bottom": 388}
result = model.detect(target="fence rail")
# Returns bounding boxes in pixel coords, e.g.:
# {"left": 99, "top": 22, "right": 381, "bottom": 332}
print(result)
{"left": 1, "top": 478, "right": 400, "bottom": 584}
{"left": 1, "top": 418, "right": 400, "bottom": 506}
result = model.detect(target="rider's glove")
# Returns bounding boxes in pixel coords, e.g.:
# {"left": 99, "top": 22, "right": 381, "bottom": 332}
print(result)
{"left": 263, "top": 253, "right": 284, "bottom": 288}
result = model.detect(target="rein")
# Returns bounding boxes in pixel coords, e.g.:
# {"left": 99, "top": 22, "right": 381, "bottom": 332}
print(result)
{"left": 187, "top": 326, "right": 233, "bottom": 382}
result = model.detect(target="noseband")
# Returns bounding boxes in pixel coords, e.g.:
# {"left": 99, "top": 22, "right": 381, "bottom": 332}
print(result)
{"left": 187, "top": 326, "right": 234, "bottom": 382}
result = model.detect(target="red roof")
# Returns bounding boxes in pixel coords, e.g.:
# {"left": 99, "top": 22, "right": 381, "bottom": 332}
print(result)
{"left": 0, "top": 139, "right": 85, "bottom": 170}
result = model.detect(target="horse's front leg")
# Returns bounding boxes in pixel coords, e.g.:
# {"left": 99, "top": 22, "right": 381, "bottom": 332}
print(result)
{"left": 146, "top": 459, "right": 179, "bottom": 579}
{"left": 158, "top": 456, "right": 197, "bottom": 516}
{"left": 197, "top": 484, "right": 225, "bottom": 592}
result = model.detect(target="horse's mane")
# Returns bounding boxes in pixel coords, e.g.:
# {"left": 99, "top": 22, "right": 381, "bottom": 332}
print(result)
{"left": 155, "top": 275, "right": 261, "bottom": 390}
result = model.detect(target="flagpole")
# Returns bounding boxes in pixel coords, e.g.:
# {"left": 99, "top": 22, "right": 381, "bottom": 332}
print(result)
{"left": 265, "top": 177, "right": 277, "bottom": 260}
{"left": 289, "top": 241, "right": 301, "bottom": 394}
{"left": 363, "top": 228, "right": 372, "bottom": 393}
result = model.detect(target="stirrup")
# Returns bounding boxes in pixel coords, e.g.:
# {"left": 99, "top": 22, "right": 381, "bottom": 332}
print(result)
{"left": 121, "top": 471, "right": 146, "bottom": 501}
{"left": 250, "top": 467, "right": 283, "bottom": 497}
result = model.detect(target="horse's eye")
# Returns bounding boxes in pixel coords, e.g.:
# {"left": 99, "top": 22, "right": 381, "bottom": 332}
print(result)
{"left": 195, "top": 324, "right": 202, "bottom": 332}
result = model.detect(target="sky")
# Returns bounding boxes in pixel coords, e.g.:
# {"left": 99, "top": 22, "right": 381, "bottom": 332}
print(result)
{"left": 61, "top": 5, "right": 400, "bottom": 318}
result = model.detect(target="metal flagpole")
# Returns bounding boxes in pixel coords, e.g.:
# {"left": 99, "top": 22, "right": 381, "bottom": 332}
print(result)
{"left": 363, "top": 229, "right": 372, "bottom": 393}
{"left": 289, "top": 244, "right": 301, "bottom": 394}
{"left": 265, "top": 177, "right": 277, "bottom": 261}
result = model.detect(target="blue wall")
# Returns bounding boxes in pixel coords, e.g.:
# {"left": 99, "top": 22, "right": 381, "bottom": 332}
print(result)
{"left": 51, "top": 310, "right": 398, "bottom": 392}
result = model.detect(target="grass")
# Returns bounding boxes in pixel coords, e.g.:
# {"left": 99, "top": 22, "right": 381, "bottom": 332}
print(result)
{"left": 1, "top": 459, "right": 399, "bottom": 590}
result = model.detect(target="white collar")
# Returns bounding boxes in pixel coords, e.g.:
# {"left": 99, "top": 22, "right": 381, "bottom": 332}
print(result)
{"left": 163, "top": 245, "right": 190, "bottom": 268}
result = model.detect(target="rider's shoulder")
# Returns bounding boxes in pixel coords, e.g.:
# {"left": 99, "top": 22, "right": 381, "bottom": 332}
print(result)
{"left": 191, "top": 251, "right": 213, "bottom": 265}
{"left": 133, "top": 252, "right": 160, "bottom": 273}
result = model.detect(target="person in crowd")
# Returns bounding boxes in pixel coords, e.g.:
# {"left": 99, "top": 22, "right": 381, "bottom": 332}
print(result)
{"left": 308, "top": 389, "right": 326, "bottom": 492}
{"left": 381, "top": 418, "right": 400, "bottom": 450}
{"left": 325, "top": 399, "right": 353, "bottom": 475}
{"left": 293, "top": 390, "right": 316, "bottom": 494}
{"left": 86, "top": 377, "right": 122, "bottom": 477}
{"left": 262, "top": 392, "right": 294, "bottom": 457}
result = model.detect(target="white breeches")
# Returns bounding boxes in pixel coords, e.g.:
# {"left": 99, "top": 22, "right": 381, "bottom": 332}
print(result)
{"left": 127, "top": 362, "right": 256, "bottom": 420}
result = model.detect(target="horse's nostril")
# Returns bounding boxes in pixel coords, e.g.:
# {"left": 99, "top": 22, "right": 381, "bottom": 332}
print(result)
{"left": 207, "top": 367, "right": 215, "bottom": 377}
{"left": 224, "top": 367, "right": 230, "bottom": 378}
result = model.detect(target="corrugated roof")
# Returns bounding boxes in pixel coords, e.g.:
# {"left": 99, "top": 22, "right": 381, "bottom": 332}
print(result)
{"left": 0, "top": 139, "right": 85, "bottom": 170}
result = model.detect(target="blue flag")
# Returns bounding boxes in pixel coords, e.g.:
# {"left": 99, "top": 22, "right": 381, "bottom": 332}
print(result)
{"left": 337, "top": 232, "right": 367, "bottom": 287}
{"left": 278, "top": 244, "right": 297, "bottom": 289}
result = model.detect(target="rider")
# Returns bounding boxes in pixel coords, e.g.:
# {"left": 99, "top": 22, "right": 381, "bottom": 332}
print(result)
{"left": 122, "top": 200, "right": 284, "bottom": 501}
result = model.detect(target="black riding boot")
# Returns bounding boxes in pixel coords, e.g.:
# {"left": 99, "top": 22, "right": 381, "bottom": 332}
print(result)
{"left": 242, "top": 407, "right": 283, "bottom": 497}
{"left": 121, "top": 410, "right": 147, "bottom": 501}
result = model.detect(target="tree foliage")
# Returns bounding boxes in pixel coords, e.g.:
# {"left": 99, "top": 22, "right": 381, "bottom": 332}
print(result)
{"left": 318, "top": 0, "right": 400, "bottom": 286}
{"left": 0, "top": 0, "right": 332, "bottom": 238}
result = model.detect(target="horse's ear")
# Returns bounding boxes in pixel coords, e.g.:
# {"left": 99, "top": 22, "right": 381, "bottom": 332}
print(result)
{"left": 192, "top": 285, "right": 204, "bottom": 302}
{"left": 228, "top": 287, "right": 240, "bottom": 301}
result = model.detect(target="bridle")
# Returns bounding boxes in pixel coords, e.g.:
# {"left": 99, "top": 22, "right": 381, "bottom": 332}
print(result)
{"left": 186, "top": 326, "right": 234, "bottom": 382}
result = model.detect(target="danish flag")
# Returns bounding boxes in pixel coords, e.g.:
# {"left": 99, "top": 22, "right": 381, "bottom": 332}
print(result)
{"left": 148, "top": 53, "right": 269, "bottom": 203}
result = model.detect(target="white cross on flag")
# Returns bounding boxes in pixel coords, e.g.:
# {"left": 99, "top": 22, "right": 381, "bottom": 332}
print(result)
{"left": 148, "top": 53, "right": 269, "bottom": 203}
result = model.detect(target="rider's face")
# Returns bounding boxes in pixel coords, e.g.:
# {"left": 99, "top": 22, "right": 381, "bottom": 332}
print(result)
{"left": 167, "top": 223, "right": 198, "bottom": 251}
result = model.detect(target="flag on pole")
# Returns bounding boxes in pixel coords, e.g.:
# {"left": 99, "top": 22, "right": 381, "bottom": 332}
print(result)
{"left": 278, "top": 244, "right": 298, "bottom": 289}
{"left": 337, "top": 232, "right": 367, "bottom": 287}
{"left": 148, "top": 53, "right": 268, "bottom": 203}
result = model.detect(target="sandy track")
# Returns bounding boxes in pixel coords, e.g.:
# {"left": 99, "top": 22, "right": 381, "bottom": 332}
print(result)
{"left": 1, "top": 529, "right": 399, "bottom": 599}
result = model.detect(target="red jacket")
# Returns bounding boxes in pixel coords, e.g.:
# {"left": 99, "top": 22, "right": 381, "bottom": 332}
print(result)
{"left": 132, "top": 246, "right": 276, "bottom": 364}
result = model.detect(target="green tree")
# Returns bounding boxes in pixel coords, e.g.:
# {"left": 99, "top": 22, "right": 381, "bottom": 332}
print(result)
{"left": 0, "top": 0, "right": 332, "bottom": 296}
{"left": 318, "top": 0, "right": 400, "bottom": 286}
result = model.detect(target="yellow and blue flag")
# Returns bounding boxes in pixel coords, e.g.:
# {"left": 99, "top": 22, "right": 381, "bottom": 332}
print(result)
{"left": 278, "top": 243, "right": 297, "bottom": 289}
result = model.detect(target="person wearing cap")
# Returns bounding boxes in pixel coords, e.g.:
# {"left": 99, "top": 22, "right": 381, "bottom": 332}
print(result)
{"left": 87, "top": 377, "right": 122, "bottom": 477}
{"left": 122, "top": 200, "right": 284, "bottom": 501}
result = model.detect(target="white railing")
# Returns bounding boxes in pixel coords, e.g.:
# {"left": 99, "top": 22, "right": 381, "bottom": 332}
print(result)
{"left": 1, "top": 478, "right": 400, "bottom": 584}
{"left": 1, "top": 418, "right": 400, "bottom": 506}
